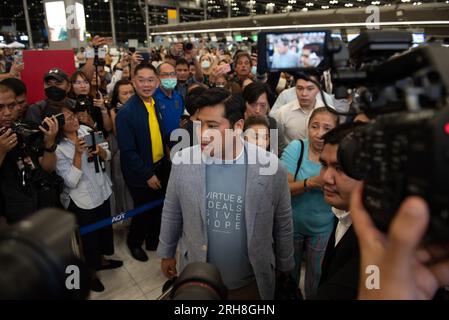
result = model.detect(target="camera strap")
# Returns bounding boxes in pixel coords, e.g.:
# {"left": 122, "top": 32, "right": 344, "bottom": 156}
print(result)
{"left": 294, "top": 139, "right": 305, "bottom": 181}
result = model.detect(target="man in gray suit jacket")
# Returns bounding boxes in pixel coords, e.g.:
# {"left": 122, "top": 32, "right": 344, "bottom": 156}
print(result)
{"left": 157, "top": 88, "right": 294, "bottom": 300}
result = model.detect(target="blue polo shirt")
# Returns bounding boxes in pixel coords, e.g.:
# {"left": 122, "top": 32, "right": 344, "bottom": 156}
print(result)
{"left": 154, "top": 87, "right": 184, "bottom": 141}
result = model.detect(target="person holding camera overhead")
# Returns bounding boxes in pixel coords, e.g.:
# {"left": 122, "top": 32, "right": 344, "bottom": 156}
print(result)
{"left": 55, "top": 104, "right": 122, "bottom": 292}
{"left": 0, "top": 83, "right": 59, "bottom": 223}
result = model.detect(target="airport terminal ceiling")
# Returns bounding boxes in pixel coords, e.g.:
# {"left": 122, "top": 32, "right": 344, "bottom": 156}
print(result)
{"left": 0, "top": 0, "right": 448, "bottom": 45}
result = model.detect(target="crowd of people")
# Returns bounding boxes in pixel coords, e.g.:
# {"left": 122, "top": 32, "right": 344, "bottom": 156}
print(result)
{"left": 1, "top": 35, "right": 448, "bottom": 299}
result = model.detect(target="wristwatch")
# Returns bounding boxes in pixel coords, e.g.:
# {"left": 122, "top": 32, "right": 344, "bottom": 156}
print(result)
{"left": 44, "top": 144, "right": 57, "bottom": 153}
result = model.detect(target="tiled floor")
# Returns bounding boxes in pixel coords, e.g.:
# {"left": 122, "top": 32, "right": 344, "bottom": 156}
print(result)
{"left": 89, "top": 222, "right": 167, "bottom": 300}
{"left": 88, "top": 221, "right": 306, "bottom": 300}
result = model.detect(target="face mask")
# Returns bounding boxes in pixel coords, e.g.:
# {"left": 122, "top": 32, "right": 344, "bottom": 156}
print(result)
{"left": 45, "top": 86, "right": 66, "bottom": 102}
{"left": 201, "top": 60, "right": 211, "bottom": 69}
{"left": 161, "top": 78, "right": 177, "bottom": 90}
{"left": 251, "top": 66, "right": 257, "bottom": 76}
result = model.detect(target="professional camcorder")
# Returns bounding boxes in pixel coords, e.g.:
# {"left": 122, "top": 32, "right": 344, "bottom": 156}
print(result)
{"left": 259, "top": 30, "right": 449, "bottom": 243}
{"left": 330, "top": 31, "right": 449, "bottom": 243}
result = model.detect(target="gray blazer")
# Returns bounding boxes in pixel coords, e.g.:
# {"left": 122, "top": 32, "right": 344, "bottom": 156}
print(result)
{"left": 157, "top": 142, "right": 294, "bottom": 300}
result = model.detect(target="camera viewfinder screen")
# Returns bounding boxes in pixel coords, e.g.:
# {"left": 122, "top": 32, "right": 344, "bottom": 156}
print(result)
{"left": 266, "top": 31, "right": 327, "bottom": 70}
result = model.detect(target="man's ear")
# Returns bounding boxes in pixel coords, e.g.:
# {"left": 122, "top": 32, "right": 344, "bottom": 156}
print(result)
{"left": 233, "top": 118, "right": 244, "bottom": 133}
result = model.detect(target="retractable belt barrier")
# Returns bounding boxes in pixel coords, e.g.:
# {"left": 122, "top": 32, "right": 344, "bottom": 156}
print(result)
{"left": 79, "top": 198, "right": 165, "bottom": 236}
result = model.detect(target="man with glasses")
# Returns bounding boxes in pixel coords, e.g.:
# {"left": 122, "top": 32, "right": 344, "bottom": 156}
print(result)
{"left": 25, "top": 68, "right": 74, "bottom": 124}
{"left": 0, "top": 83, "right": 59, "bottom": 223}
{"left": 116, "top": 63, "right": 171, "bottom": 262}
{"left": 154, "top": 63, "right": 184, "bottom": 145}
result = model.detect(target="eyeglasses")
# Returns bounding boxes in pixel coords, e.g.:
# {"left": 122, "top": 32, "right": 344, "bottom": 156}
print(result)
{"left": 73, "top": 80, "right": 90, "bottom": 86}
{"left": 159, "top": 72, "right": 177, "bottom": 77}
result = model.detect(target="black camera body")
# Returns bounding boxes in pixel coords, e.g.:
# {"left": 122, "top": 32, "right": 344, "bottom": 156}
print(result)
{"left": 328, "top": 32, "right": 449, "bottom": 243}
{"left": 338, "top": 108, "right": 449, "bottom": 242}
{"left": 75, "top": 95, "right": 94, "bottom": 114}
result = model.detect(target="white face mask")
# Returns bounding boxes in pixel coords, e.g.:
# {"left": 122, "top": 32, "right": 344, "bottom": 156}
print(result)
{"left": 201, "top": 60, "right": 211, "bottom": 69}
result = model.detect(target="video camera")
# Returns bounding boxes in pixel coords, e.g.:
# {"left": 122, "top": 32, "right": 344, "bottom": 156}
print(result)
{"left": 258, "top": 30, "right": 449, "bottom": 243}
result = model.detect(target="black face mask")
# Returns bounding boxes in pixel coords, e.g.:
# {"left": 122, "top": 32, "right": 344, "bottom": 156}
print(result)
{"left": 45, "top": 86, "right": 66, "bottom": 102}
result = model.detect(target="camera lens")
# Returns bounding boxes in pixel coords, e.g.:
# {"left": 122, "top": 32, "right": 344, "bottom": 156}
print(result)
{"left": 185, "top": 42, "right": 193, "bottom": 51}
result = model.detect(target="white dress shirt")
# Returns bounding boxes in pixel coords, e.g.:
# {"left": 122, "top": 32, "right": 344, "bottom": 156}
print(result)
{"left": 272, "top": 98, "right": 326, "bottom": 144}
{"left": 56, "top": 125, "right": 113, "bottom": 210}
{"left": 270, "top": 86, "right": 336, "bottom": 117}
{"left": 332, "top": 207, "right": 352, "bottom": 247}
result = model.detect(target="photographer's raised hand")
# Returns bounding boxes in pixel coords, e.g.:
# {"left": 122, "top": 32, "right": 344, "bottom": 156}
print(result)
{"left": 0, "top": 128, "right": 18, "bottom": 154}
{"left": 351, "top": 183, "right": 449, "bottom": 300}
{"left": 93, "top": 92, "right": 105, "bottom": 109}
{"left": 131, "top": 52, "right": 143, "bottom": 67}
{"left": 39, "top": 115, "right": 59, "bottom": 149}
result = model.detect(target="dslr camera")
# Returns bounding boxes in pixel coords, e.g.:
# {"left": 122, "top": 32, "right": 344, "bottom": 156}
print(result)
{"left": 75, "top": 94, "right": 94, "bottom": 114}
{"left": 258, "top": 30, "right": 449, "bottom": 243}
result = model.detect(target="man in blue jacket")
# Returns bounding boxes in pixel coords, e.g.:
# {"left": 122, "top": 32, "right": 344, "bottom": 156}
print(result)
{"left": 116, "top": 63, "right": 171, "bottom": 262}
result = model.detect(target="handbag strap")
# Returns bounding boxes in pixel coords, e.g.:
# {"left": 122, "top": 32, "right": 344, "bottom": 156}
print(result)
{"left": 294, "top": 139, "right": 305, "bottom": 181}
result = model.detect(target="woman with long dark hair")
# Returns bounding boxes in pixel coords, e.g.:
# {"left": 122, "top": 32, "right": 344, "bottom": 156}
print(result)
{"left": 109, "top": 80, "right": 135, "bottom": 215}
{"left": 68, "top": 70, "right": 112, "bottom": 134}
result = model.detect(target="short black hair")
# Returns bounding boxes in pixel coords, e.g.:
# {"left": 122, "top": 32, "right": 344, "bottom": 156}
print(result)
{"left": 185, "top": 85, "right": 208, "bottom": 116}
{"left": 195, "top": 87, "right": 244, "bottom": 127}
{"left": 243, "top": 115, "right": 270, "bottom": 131}
{"left": 293, "top": 70, "right": 321, "bottom": 85}
{"left": 242, "top": 82, "right": 271, "bottom": 106}
{"left": 322, "top": 122, "right": 366, "bottom": 146}
{"left": 134, "top": 62, "right": 158, "bottom": 76}
{"left": 176, "top": 58, "right": 190, "bottom": 67}
{"left": 0, "top": 78, "right": 27, "bottom": 96}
